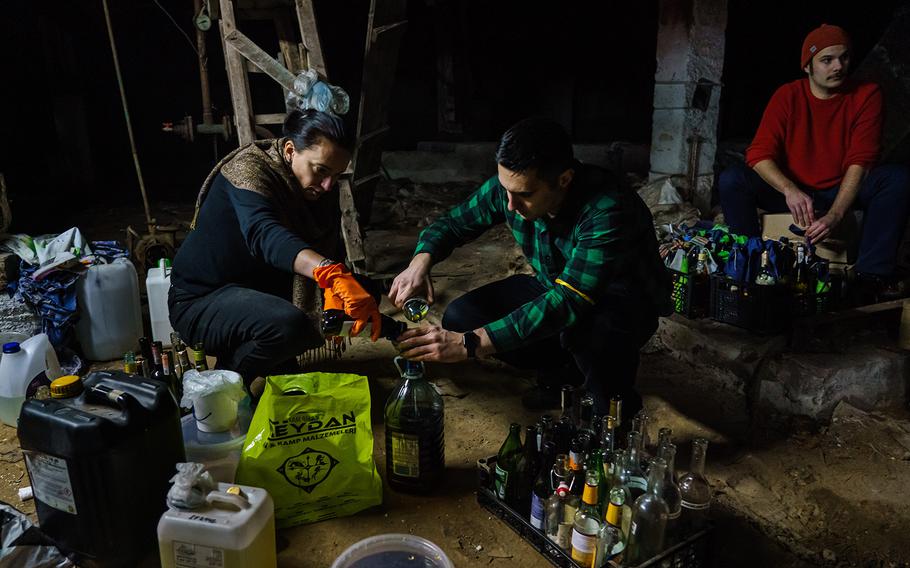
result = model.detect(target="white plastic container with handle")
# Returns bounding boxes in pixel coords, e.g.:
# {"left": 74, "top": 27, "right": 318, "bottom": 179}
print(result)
{"left": 146, "top": 259, "right": 174, "bottom": 347}
{"left": 0, "top": 333, "right": 62, "bottom": 426}
{"left": 75, "top": 258, "right": 143, "bottom": 361}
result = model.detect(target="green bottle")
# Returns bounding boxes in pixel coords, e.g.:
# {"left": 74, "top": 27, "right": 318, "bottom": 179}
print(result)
{"left": 495, "top": 423, "right": 523, "bottom": 501}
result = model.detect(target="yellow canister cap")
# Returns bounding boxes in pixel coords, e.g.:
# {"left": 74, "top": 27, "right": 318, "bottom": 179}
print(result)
{"left": 50, "top": 375, "right": 83, "bottom": 398}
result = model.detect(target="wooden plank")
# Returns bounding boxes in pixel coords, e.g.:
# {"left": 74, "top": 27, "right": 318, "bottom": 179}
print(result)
{"left": 254, "top": 113, "right": 286, "bottom": 125}
{"left": 219, "top": 0, "right": 254, "bottom": 145}
{"left": 295, "top": 0, "right": 327, "bottom": 79}
{"left": 224, "top": 28, "right": 296, "bottom": 92}
{"left": 274, "top": 9, "right": 303, "bottom": 74}
{"left": 338, "top": 177, "right": 367, "bottom": 270}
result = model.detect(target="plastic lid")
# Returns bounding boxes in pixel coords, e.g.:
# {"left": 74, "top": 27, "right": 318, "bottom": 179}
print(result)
{"left": 330, "top": 534, "right": 454, "bottom": 568}
{"left": 2, "top": 342, "right": 20, "bottom": 354}
{"left": 50, "top": 375, "right": 84, "bottom": 398}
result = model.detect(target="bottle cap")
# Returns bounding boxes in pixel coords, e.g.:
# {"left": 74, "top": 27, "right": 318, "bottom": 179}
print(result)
{"left": 2, "top": 342, "right": 20, "bottom": 354}
{"left": 50, "top": 375, "right": 84, "bottom": 398}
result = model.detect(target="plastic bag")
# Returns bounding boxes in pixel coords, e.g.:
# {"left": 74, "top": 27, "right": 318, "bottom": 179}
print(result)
{"left": 285, "top": 69, "right": 350, "bottom": 116}
{"left": 0, "top": 502, "right": 74, "bottom": 567}
{"left": 235, "top": 372, "right": 382, "bottom": 528}
{"left": 166, "top": 463, "right": 217, "bottom": 510}
{"left": 180, "top": 369, "right": 246, "bottom": 410}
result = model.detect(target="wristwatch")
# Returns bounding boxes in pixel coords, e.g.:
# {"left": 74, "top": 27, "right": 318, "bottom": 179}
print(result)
{"left": 462, "top": 331, "right": 479, "bottom": 359}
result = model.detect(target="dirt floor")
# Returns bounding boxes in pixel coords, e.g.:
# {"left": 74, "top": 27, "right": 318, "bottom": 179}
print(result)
{"left": 2, "top": 178, "right": 910, "bottom": 567}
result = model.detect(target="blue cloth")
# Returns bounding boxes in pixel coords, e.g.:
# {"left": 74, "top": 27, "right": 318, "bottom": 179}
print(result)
{"left": 7, "top": 241, "right": 130, "bottom": 348}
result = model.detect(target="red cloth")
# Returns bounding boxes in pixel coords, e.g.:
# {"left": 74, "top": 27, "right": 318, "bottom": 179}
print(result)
{"left": 745, "top": 78, "right": 882, "bottom": 190}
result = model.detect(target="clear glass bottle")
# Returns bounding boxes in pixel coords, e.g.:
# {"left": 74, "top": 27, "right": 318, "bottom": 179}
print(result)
{"left": 625, "top": 431, "right": 648, "bottom": 501}
{"left": 570, "top": 470, "right": 605, "bottom": 566}
{"left": 631, "top": 410, "right": 652, "bottom": 461}
{"left": 658, "top": 442, "right": 683, "bottom": 543}
{"left": 678, "top": 438, "right": 711, "bottom": 532}
{"left": 599, "top": 493, "right": 626, "bottom": 562}
{"left": 625, "top": 457, "right": 670, "bottom": 564}
{"left": 402, "top": 296, "right": 429, "bottom": 323}
{"left": 494, "top": 423, "right": 523, "bottom": 501}
{"left": 609, "top": 449, "right": 633, "bottom": 539}
{"left": 576, "top": 391, "right": 595, "bottom": 436}
{"left": 123, "top": 351, "right": 137, "bottom": 375}
{"left": 545, "top": 482, "right": 573, "bottom": 551}
{"left": 384, "top": 357, "right": 445, "bottom": 493}
{"left": 600, "top": 415, "right": 617, "bottom": 480}
{"left": 657, "top": 427, "right": 673, "bottom": 453}
{"left": 755, "top": 250, "right": 777, "bottom": 286}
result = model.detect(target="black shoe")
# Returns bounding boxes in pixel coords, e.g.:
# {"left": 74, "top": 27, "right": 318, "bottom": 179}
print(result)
{"left": 521, "top": 386, "right": 562, "bottom": 411}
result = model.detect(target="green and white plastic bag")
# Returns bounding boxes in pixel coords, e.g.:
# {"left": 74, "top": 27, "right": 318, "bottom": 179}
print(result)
{"left": 235, "top": 372, "right": 382, "bottom": 527}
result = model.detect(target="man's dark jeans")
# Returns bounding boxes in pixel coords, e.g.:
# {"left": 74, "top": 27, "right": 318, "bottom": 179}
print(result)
{"left": 441, "top": 274, "right": 658, "bottom": 414}
{"left": 718, "top": 163, "right": 910, "bottom": 276}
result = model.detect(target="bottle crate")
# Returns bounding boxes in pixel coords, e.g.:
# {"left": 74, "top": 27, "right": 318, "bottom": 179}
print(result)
{"left": 476, "top": 455, "right": 712, "bottom": 568}
{"left": 668, "top": 268, "right": 709, "bottom": 319}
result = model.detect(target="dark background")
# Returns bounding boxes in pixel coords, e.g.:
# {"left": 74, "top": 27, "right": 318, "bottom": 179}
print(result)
{"left": 0, "top": 0, "right": 899, "bottom": 234}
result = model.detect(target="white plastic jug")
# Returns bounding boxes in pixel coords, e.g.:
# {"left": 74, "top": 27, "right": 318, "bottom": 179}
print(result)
{"left": 146, "top": 259, "right": 174, "bottom": 347}
{"left": 0, "top": 333, "right": 62, "bottom": 426}
{"left": 75, "top": 258, "right": 143, "bottom": 361}
{"left": 158, "top": 482, "right": 276, "bottom": 568}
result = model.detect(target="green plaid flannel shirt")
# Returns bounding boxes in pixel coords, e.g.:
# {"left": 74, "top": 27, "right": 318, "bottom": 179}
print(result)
{"left": 414, "top": 165, "right": 672, "bottom": 352}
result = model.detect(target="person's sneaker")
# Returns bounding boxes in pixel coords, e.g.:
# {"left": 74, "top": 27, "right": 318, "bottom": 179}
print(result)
{"left": 521, "top": 385, "right": 562, "bottom": 411}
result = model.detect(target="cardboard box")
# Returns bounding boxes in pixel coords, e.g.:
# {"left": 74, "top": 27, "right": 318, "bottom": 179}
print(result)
{"left": 761, "top": 212, "right": 859, "bottom": 265}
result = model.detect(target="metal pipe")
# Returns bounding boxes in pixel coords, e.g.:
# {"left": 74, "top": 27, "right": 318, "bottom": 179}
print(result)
{"left": 102, "top": 0, "right": 154, "bottom": 230}
{"left": 193, "top": 0, "right": 214, "bottom": 125}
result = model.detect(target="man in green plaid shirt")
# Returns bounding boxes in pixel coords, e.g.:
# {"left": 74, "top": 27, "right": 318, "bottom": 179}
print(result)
{"left": 392, "top": 118, "right": 671, "bottom": 412}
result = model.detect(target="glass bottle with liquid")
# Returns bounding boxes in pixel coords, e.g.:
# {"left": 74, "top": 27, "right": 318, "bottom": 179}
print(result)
{"left": 755, "top": 250, "right": 777, "bottom": 286}
{"left": 384, "top": 357, "right": 445, "bottom": 493}
{"left": 321, "top": 310, "right": 407, "bottom": 340}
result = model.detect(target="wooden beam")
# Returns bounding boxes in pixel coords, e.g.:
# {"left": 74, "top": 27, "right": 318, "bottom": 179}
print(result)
{"left": 295, "top": 0, "right": 327, "bottom": 79}
{"left": 338, "top": 177, "right": 367, "bottom": 270}
{"left": 254, "top": 113, "right": 286, "bottom": 125}
{"left": 219, "top": 0, "right": 254, "bottom": 145}
{"left": 274, "top": 10, "right": 303, "bottom": 74}
{"left": 223, "top": 28, "right": 296, "bottom": 92}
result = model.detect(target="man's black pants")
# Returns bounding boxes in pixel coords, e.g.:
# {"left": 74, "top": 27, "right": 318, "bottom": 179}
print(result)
{"left": 441, "top": 274, "right": 658, "bottom": 415}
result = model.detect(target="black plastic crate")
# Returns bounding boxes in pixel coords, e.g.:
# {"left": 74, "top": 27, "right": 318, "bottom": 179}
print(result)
{"left": 669, "top": 269, "right": 709, "bottom": 319}
{"left": 709, "top": 274, "right": 791, "bottom": 334}
{"left": 476, "top": 456, "right": 712, "bottom": 568}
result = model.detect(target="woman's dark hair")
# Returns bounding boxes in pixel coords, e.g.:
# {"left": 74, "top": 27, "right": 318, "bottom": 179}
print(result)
{"left": 495, "top": 117, "right": 574, "bottom": 182}
{"left": 282, "top": 108, "right": 355, "bottom": 153}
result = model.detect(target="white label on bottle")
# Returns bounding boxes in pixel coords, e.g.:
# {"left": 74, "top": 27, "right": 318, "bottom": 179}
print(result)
{"left": 530, "top": 494, "right": 545, "bottom": 529}
{"left": 24, "top": 452, "right": 77, "bottom": 515}
{"left": 570, "top": 530, "right": 597, "bottom": 563}
{"left": 390, "top": 432, "right": 420, "bottom": 478}
{"left": 174, "top": 541, "right": 225, "bottom": 568}
{"left": 681, "top": 499, "right": 710, "bottom": 511}
{"left": 494, "top": 465, "right": 509, "bottom": 499}
{"left": 555, "top": 522, "right": 572, "bottom": 550}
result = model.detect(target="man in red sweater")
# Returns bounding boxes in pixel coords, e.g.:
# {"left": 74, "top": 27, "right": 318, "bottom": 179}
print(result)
{"left": 719, "top": 24, "right": 909, "bottom": 292}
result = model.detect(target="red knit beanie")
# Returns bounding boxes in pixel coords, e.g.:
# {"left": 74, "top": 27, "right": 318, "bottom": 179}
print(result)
{"left": 801, "top": 24, "right": 851, "bottom": 68}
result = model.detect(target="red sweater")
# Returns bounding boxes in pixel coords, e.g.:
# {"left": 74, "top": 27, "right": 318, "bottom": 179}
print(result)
{"left": 745, "top": 78, "right": 882, "bottom": 190}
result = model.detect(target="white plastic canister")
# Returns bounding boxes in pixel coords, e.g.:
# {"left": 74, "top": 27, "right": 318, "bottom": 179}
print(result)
{"left": 75, "top": 258, "right": 143, "bottom": 361}
{"left": 158, "top": 483, "right": 276, "bottom": 568}
{"left": 146, "top": 259, "right": 174, "bottom": 347}
{"left": 0, "top": 333, "right": 63, "bottom": 426}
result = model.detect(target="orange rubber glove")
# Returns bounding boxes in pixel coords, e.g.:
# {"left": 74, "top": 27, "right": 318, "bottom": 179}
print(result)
{"left": 313, "top": 263, "right": 382, "bottom": 341}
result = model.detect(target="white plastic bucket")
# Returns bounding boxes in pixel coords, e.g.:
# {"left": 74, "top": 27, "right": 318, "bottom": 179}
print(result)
{"left": 193, "top": 392, "right": 239, "bottom": 433}
{"left": 330, "top": 534, "right": 454, "bottom": 568}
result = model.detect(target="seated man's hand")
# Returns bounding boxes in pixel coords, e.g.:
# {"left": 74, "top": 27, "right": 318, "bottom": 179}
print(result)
{"left": 784, "top": 187, "right": 816, "bottom": 228}
{"left": 314, "top": 263, "right": 382, "bottom": 341}
{"left": 397, "top": 325, "right": 466, "bottom": 363}
{"left": 805, "top": 210, "right": 843, "bottom": 245}
{"left": 388, "top": 253, "right": 434, "bottom": 308}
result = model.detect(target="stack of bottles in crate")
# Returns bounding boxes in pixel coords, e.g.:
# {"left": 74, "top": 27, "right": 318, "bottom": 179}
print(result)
{"left": 491, "top": 386, "right": 712, "bottom": 566}
{"left": 659, "top": 223, "right": 840, "bottom": 320}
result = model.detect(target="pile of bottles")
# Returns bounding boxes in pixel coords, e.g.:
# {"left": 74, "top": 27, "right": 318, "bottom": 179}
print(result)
{"left": 660, "top": 223, "right": 837, "bottom": 317}
{"left": 123, "top": 333, "right": 207, "bottom": 402}
{"left": 491, "top": 386, "right": 711, "bottom": 567}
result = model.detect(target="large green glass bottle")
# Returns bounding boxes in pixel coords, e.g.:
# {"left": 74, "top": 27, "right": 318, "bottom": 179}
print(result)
{"left": 384, "top": 357, "right": 445, "bottom": 493}
{"left": 495, "top": 423, "right": 523, "bottom": 501}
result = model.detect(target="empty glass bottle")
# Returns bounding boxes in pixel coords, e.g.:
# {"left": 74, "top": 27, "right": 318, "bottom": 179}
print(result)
{"left": 600, "top": 416, "right": 617, "bottom": 479}
{"left": 625, "top": 457, "right": 670, "bottom": 564}
{"left": 631, "top": 410, "right": 652, "bottom": 461}
{"left": 545, "top": 482, "right": 573, "bottom": 551}
{"left": 495, "top": 423, "right": 523, "bottom": 501}
{"left": 576, "top": 392, "right": 595, "bottom": 436}
{"left": 658, "top": 442, "right": 683, "bottom": 543}
{"left": 384, "top": 357, "right": 445, "bottom": 493}
{"left": 609, "top": 449, "right": 633, "bottom": 539}
{"left": 625, "top": 431, "right": 648, "bottom": 500}
{"left": 509, "top": 425, "right": 540, "bottom": 515}
{"left": 599, "top": 493, "right": 626, "bottom": 561}
{"left": 678, "top": 438, "right": 711, "bottom": 532}
{"left": 530, "top": 443, "right": 558, "bottom": 529}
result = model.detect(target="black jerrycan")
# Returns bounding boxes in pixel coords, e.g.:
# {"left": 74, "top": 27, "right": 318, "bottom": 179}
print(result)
{"left": 18, "top": 370, "right": 185, "bottom": 567}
